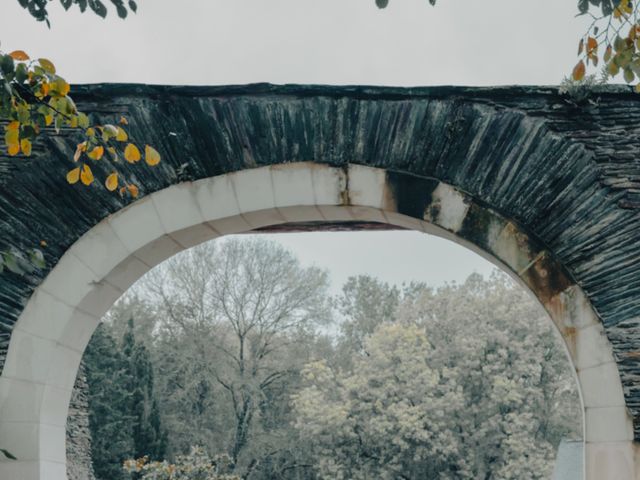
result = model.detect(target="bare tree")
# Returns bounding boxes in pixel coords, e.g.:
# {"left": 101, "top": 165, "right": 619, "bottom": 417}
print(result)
{"left": 142, "top": 236, "right": 331, "bottom": 475}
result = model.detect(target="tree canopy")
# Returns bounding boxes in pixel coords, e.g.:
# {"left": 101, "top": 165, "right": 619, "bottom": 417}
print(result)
{"left": 75, "top": 238, "right": 582, "bottom": 480}
{"left": 293, "top": 272, "right": 580, "bottom": 479}
{"left": 17, "top": 0, "right": 138, "bottom": 26}
{"left": 375, "top": 0, "right": 640, "bottom": 91}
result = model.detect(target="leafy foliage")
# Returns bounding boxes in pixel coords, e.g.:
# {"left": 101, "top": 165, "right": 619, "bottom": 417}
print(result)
{"left": 142, "top": 238, "right": 331, "bottom": 477}
{"left": 16, "top": 0, "right": 138, "bottom": 26}
{"left": 292, "top": 273, "right": 581, "bottom": 480}
{"left": 0, "top": 246, "right": 46, "bottom": 276}
{"left": 87, "top": 242, "right": 580, "bottom": 479}
{"left": 375, "top": 0, "right": 640, "bottom": 90}
{"left": 85, "top": 325, "right": 135, "bottom": 480}
{"left": 123, "top": 446, "right": 239, "bottom": 480}
{"left": 376, "top": 0, "right": 436, "bottom": 8}
{"left": 122, "top": 317, "right": 167, "bottom": 461}
{"left": 85, "top": 320, "right": 166, "bottom": 480}
{"left": 573, "top": 0, "right": 640, "bottom": 91}
{"left": 0, "top": 44, "right": 161, "bottom": 279}
{"left": 0, "top": 45, "right": 160, "bottom": 196}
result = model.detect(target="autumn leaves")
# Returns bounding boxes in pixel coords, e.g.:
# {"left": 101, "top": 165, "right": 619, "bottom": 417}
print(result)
{"left": 66, "top": 117, "right": 161, "bottom": 198}
{"left": 574, "top": 0, "right": 640, "bottom": 92}
{"left": 0, "top": 47, "right": 161, "bottom": 199}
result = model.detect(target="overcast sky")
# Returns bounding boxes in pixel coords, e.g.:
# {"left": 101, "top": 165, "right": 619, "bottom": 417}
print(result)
{"left": 0, "top": 1, "right": 593, "bottom": 291}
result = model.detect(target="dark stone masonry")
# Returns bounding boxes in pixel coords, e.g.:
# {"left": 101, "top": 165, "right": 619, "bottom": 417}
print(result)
{"left": 0, "top": 83, "right": 639, "bottom": 436}
{"left": 66, "top": 362, "right": 96, "bottom": 480}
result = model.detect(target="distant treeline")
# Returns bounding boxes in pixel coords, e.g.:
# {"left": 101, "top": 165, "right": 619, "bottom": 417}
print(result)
{"left": 78, "top": 237, "right": 581, "bottom": 480}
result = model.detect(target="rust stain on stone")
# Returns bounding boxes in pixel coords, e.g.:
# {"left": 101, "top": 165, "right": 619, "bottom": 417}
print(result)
{"left": 562, "top": 325, "right": 578, "bottom": 357}
{"left": 520, "top": 252, "right": 574, "bottom": 306}
{"left": 544, "top": 292, "right": 569, "bottom": 332}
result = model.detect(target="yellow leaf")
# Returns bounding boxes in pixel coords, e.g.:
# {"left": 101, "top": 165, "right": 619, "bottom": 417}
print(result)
{"left": 5, "top": 129, "right": 19, "bottom": 146}
{"left": 572, "top": 60, "right": 586, "bottom": 81}
{"left": 128, "top": 184, "right": 140, "bottom": 198}
{"left": 80, "top": 164, "right": 94, "bottom": 186}
{"left": 53, "top": 78, "right": 70, "bottom": 97}
{"left": 87, "top": 145, "right": 104, "bottom": 160}
{"left": 9, "top": 50, "right": 29, "bottom": 61}
{"left": 44, "top": 114, "right": 53, "bottom": 126}
{"left": 6, "top": 121, "right": 19, "bottom": 131}
{"left": 105, "top": 172, "right": 118, "bottom": 191}
{"left": 7, "top": 143, "right": 20, "bottom": 156}
{"left": 636, "top": 83, "right": 640, "bottom": 93}
{"left": 124, "top": 143, "right": 141, "bottom": 163}
{"left": 38, "top": 58, "right": 56, "bottom": 74}
{"left": 86, "top": 127, "right": 96, "bottom": 138}
{"left": 67, "top": 167, "right": 81, "bottom": 184}
{"left": 116, "top": 126, "right": 128, "bottom": 142}
{"left": 40, "top": 82, "right": 50, "bottom": 98}
{"left": 119, "top": 116, "right": 129, "bottom": 125}
{"left": 20, "top": 139, "right": 32, "bottom": 156}
{"left": 145, "top": 145, "right": 161, "bottom": 166}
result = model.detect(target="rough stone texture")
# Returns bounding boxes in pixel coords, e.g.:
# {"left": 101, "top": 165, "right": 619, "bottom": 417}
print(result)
{"left": 0, "top": 83, "right": 639, "bottom": 435}
{"left": 66, "top": 362, "right": 96, "bottom": 480}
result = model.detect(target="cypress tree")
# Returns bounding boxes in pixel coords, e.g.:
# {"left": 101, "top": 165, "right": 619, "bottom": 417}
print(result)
{"left": 84, "top": 324, "right": 133, "bottom": 480}
{"left": 123, "top": 317, "right": 167, "bottom": 460}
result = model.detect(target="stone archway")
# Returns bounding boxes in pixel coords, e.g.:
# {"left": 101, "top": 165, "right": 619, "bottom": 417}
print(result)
{"left": 0, "top": 163, "right": 633, "bottom": 479}
{"left": 1, "top": 83, "right": 640, "bottom": 479}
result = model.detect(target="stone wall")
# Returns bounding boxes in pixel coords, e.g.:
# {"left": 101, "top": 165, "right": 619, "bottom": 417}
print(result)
{"left": 2, "top": 82, "right": 640, "bottom": 438}
{"left": 66, "top": 362, "right": 96, "bottom": 480}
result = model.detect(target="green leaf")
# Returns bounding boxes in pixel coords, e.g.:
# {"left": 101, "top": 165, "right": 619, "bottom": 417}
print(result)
{"left": 601, "top": 0, "right": 614, "bottom": 15}
{"left": 3, "top": 252, "right": 24, "bottom": 275}
{"left": 38, "top": 58, "right": 56, "bottom": 74}
{"left": 624, "top": 67, "right": 635, "bottom": 83}
{"left": 0, "top": 449, "right": 17, "bottom": 460}
{"left": 88, "top": 0, "right": 107, "bottom": 17}
{"left": 78, "top": 112, "right": 90, "bottom": 129}
{"left": 29, "top": 248, "right": 46, "bottom": 269}
{"left": 0, "top": 54, "right": 15, "bottom": 75}
{"left": 21, "top": 125, "right": 37, "bottom": 140}
{"left": 15, "top": 63, "right": 28, "bottom": 83}
{"left": 578, "top": 0, "right": 589, "bottom": 14}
